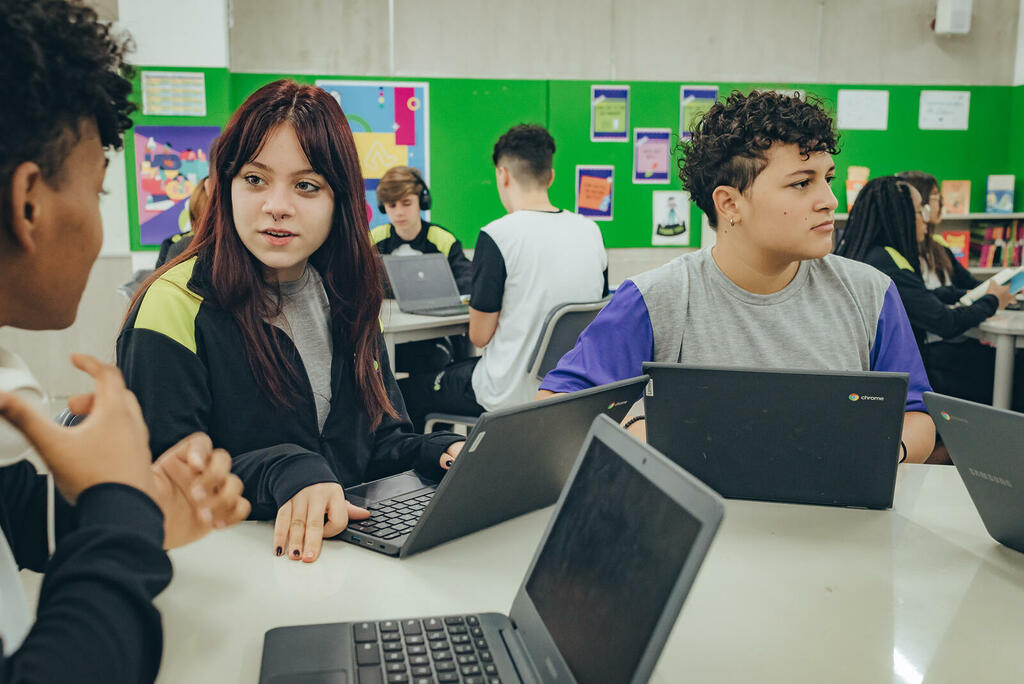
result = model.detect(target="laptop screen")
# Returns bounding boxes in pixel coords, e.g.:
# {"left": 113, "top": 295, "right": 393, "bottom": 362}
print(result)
{"left": 386, "top": 254, "right": 460, "bottom": 303}
{"left": 524, "top": 436, "right": 702, "bottom": 684}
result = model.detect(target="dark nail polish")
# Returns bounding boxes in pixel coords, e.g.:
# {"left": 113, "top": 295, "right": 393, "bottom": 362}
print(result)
{"left": 292, "top": 549, "right": 300, "bottom": 558}
{"left": 275, "top": 546, "right": 283, "bottom": 557}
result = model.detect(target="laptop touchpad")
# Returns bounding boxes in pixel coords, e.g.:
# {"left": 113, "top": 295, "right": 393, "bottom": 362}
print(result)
{"left": 268, "top": 672, "right": 346, "bottom": 684}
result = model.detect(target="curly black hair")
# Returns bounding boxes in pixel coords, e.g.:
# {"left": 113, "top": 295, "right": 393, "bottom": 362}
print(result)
{"left": 0, "top": 0, "right": 134, "bottom": 190}
{"left": 679, "top": 90, "right": 840, "bottom": 228}
{"left": 492, "top": 123, "right": 556, "bottom": 187}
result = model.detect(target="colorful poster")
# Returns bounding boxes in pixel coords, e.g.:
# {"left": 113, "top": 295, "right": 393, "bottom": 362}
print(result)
{"left": 652, "top": 191, "right": 691, "bottom": 246}
{"left": 575, "top": 165, "right": 614, "bottom": 221}
{"left": 316, "top": 80, "right": 429, "bottom": 227}
{"left": 134, "top": 126, "right": 219, "bottom": 245}
{"left": 633, "top": 128, "right": 672, "bottom": 184}
{"left": 141, "top": 71, "right": 207, "bottom": 117}
{"left": 679, "top": 86, "right": 718, "bottom": 140}
{"left": 590, "top": 85, "right": 630, "bottom": 142}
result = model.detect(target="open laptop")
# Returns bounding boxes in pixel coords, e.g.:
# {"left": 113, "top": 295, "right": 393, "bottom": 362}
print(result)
{"left": 924, "top": 392, "right": 1024, "bottom": 554}
{"left": 340, "top": 376, "right": 649, "bottom": 558}
{"left": 643, "top": 363, "right": 909, "bottom": 509}
{"left": 260, "top": 415, "right": 725, "bottom": 684}
{"left": 382, "top": 253, "right": 469, "bottom": 316}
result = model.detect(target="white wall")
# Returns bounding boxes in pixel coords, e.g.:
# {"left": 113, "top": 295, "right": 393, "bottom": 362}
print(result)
{"left": 1016, "top": 0, "right": 1024, "bottom": 84}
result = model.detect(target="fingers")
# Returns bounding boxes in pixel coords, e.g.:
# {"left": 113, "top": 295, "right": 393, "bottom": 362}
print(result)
{"left": 302, "top": 497, "right": 329, "bottom": 563}
{"left": 347, "top": 502, "right": 371, "bottom": 520}
{"left": 66, "top": 392, "right": 95, "bottom": 416}
{"left": 205, "top": 473, "right": 245, "bottom": 529}
{"left": 286, "top": 496, "right": 308, "bottom": 561}
{"left": 273, "top": 500, "right": 292, "bottom": 558}
{"left": 70, "top": 354, "right": 128, "bottom": 399}
{"left": 323, "top": 489, "right": 352, "bottom": 539}
{"left": 188, "top": 442, "right": 230, "bottom": 505}
{"left": 0, "top": 390, "right": 60, "bottom": 455}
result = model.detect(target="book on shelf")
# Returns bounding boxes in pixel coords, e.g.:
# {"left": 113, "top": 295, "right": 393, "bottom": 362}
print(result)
{"left": 959, "top": 264, "right": 1024, "bottom": 305}
{"left": 845, "top": 165, "right": 869, "bottom": 210}
{"left": 939, "top": 229, "right": 970, "bottom": 268}
{"left": 986, "top": 174, "right": 1015, "bottom": 214}
{"left": 942, "top": 180, "right": 971, "bottom": 215}
{"left": 968, "top": 220, "right": 1023, "bottom": 270}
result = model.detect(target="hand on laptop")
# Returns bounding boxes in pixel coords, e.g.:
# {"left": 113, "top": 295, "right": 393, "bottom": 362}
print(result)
{"left": 274, "top": 482, "right": 370, "bottom": 562}
{"left": 440, "top": 441, "right": 465, "bottom": 470}
{"left": 151, "top": 432, "right": 251, "bottom": 549}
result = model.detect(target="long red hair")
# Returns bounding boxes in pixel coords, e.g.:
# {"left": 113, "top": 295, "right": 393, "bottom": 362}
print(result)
{"left": 130, "top": 79, "right": 396, "bottom": 429}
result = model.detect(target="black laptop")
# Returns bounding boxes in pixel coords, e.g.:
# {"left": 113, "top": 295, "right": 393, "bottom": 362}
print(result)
{"left": 925, "top": 392, "right": 1024, "bottom": 554}
{"left": 382, "top": 253, "right": 468, "bottom": 316}
{"left": 260, "top": 415, "right": 725, "bottom": 684}
{"left": 643, "top": 363, "right": 909, "bottom": 509}
{"left": 339, "top": 376, "right": 649, "bottom": 557}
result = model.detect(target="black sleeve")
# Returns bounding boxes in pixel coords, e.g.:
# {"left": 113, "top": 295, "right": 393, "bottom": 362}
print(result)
{"left": 602, "top": 268, "right": 609, "bottom": 298}
{"left": 948, "top": 248, "right": 982, "bottom": 290}
{"left": 1, "top": 483, "right": 171, "bottom": 684}
{"left": 447, "top": 239, "right": 474, "bottom": 295}
{"left": 366, "top": 339, "right": 464, "bottom": 483}
{"left": 470, "top": 231, "right": 507, "bottom": 313}
{"left": 889, "top": 267, "right": 999, "bottom": 340}
{"left": 0, "top": 462, "right": 75, "bottom": 573}
{"left": 229, "top": 445, "right": 339, "bottom": 520}
{"left": 931, "top": 285, "right": 966, "bottom": 305}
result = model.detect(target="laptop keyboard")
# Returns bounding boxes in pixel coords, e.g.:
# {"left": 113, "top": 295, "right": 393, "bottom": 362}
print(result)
{"left": 410, "top": 305, "right": 469, "bottom": 316}
{"left": 347, "top": 490, "right": 436, "bottom": 540}
{"left": 352, "top": 615, "right": 502, "bottom": 684}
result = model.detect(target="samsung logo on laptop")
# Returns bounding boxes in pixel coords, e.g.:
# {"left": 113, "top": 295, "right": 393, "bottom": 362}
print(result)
{"left": 848, "top": 393, "right": 885, "bottom": 402}
{"left": 968, "top": 467, "right": 1013, "bottom": 488}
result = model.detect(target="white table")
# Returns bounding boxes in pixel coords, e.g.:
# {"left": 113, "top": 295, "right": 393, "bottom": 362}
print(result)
{"left": 154, "top": 464, "right": 1024, "bottom": 683}
{"left": 380, "top": 300, "right": 470, "bottom": 373}
{"left": 967, "top": 310, "right": 1024, "bottom": 409}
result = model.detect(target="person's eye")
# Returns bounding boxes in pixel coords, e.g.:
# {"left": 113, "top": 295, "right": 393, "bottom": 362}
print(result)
{"left": 296, "top": 181, "right": 320, "bottom": 193}
{"left": 792, "top": 179, "right": 810, "bottom": 188}
{"left": 825, "top": 176, "right": 835, "bottom": 185}
{"left": 244, "top": 174, "right": 264, "bottom": 186}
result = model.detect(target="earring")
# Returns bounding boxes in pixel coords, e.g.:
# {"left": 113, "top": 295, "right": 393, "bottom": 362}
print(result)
{"left": 729, "top": 217, "right": 735, "bottom": 227}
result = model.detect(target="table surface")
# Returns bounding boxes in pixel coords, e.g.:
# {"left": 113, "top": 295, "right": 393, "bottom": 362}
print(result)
{"left": 380, "top": 299, "right": 470, "bottom": 333}
{"left": 978, "top": 309, "right": 1024, "bottom": 335}
{"left": 154, "top": 464, "right": 1024, "bottom": 683}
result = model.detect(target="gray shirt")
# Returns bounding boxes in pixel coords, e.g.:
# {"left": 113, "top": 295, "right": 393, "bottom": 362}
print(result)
{"left": 270, "top": 266, "right": 333, "bottom": 432}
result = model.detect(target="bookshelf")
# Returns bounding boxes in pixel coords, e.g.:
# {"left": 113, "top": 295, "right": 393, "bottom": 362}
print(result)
{"left": 834, "top": 213, "right": 1024, "bottom": 275}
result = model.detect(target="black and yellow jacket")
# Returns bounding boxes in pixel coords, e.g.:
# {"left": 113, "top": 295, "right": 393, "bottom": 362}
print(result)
{"left": 864, "top": 244, "right": 998, "bottom": 348}
{"left": 116, "top": 255, "right": 462, "bottom": 519}
{"left": 370, "top": 221, "right": 473, "bottom": 293}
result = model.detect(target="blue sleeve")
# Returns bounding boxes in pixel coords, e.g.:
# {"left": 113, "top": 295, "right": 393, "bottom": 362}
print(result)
{"left": 870, "top": 282, "right": 932, "bottom": 413}
{"left": 539, "top": 280, "right": 654, "bottom": 393}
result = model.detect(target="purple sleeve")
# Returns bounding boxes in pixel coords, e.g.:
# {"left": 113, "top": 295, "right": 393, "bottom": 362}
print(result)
{"left": 539, "top": 280, "right": 655, "bottom": 393}
{"left": 870, "top": 282, "right": 932, "bottom": 413}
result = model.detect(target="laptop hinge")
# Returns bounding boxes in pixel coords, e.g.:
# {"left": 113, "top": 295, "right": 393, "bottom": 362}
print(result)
{"left": 500, "top": 626, "right": 541, "bottom": 684}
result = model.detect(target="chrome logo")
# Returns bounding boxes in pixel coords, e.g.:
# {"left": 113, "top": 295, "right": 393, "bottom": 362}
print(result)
{"left": 941, "top": 411, "right": 951, "bottom": 421}
{"left": 848, "top": 393, "right": 859, "bottom": 401}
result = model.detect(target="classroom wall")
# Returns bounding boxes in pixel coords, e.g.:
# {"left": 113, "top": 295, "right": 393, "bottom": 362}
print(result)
{"left": 229, "top": 0, "right": 1021, "bottom": 86}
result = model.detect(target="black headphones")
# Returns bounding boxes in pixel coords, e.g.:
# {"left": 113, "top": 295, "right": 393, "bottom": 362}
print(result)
{"left": 378, "top": 167, "right": 431, "bottom": 214}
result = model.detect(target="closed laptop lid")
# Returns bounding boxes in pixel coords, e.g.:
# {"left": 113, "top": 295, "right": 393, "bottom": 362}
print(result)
{"left": 643, "top": 363, "right": 909, "bottom": 509}
{"left": 924, "top": 392, "right": 1024, "bottom": 554}
{"left": 382, "top": 253, "right": 461, "bottom": 309}
{"left": 508, "top": 415, "right": 724, "bottom": 684}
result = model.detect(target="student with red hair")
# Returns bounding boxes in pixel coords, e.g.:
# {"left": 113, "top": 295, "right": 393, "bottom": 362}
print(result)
{"left": 119, "top": 80, "right": 465, "bottom": 564}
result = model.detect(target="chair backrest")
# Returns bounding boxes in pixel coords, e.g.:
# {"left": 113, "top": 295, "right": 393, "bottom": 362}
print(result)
{"left": 527, "top": 298, "right": 609, "bottom": 381}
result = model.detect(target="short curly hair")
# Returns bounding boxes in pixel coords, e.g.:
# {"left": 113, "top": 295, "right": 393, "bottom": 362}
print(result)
{"left": 0, "top": 0, "right": 134, "bottom": 191}
{"left": 492, "top": 124, "right": 555, "bottom": 187}
{"left": 679, "top": 90, "right": 840, "bottom": 228}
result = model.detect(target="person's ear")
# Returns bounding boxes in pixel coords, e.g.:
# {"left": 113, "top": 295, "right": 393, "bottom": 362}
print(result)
{"left": 203, "top": 177, "right": 212, "bottom": 195}
{"left": 495, "top": 166, "right": 510, "bottom": 188}
{"left": 546, "top": 168, "right": 555, "bottom": 189}
{"left": 711, "top": 185, "right": 743, "bottom": 228}
{"left": 6, "top": 161, "right": 46, "bottom": 252}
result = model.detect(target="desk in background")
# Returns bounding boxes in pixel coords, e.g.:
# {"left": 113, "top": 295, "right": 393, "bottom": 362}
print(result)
{"left": 155, "top": 464, "right": 1024, "bottom": 683}
{"left": 379, "top": 299, "right": 470, "bottom": 374}
{"left": 966, "top": 310, "right": 1024, "bottom": 409}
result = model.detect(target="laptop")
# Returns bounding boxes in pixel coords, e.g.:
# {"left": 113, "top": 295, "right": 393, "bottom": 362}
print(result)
{"left": 340, "top": 376, "right": 649, "bottom": 558}
{"left": 382, "top": 253, "right": 469, "bottom": 316}
{"left": 924, "top": 392, "right": 1024, "bottom": 554}
{"left": 260, "top": 415, "right": 725, "bottom": 684}
{"left": 643, "top": 363, "right": 909, "bottom": 509}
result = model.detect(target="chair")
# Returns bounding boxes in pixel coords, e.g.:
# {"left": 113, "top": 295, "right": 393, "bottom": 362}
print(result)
{"left": 421, "top": 298, "right": 609, "bottom": 434}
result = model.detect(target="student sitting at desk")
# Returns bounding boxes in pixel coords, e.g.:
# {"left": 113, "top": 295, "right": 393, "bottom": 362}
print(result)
{"left": 117, "top": 80, "right": 465, "bottom": 564}
{"left": 538, "top": 91, "right": 936, "bottom": 463}
{"left": 0, "top": 1, "right": 249, "bottom": 679}
{"left": 372, "top": 165, "right": 473, "bottom": 293}
{"left": 835, "top": 175, "right": 1022, "bottom": 410}
{"left": 400, "top": 124, "right": 608, "bottom": 430}
{"left": 372, "top": 165, "right": 471, "bottom": 373}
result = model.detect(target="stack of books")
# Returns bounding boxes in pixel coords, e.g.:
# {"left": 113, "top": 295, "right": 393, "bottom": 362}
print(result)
{"left": 969, "top": 220, "right": 1023, "bottom": 269}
